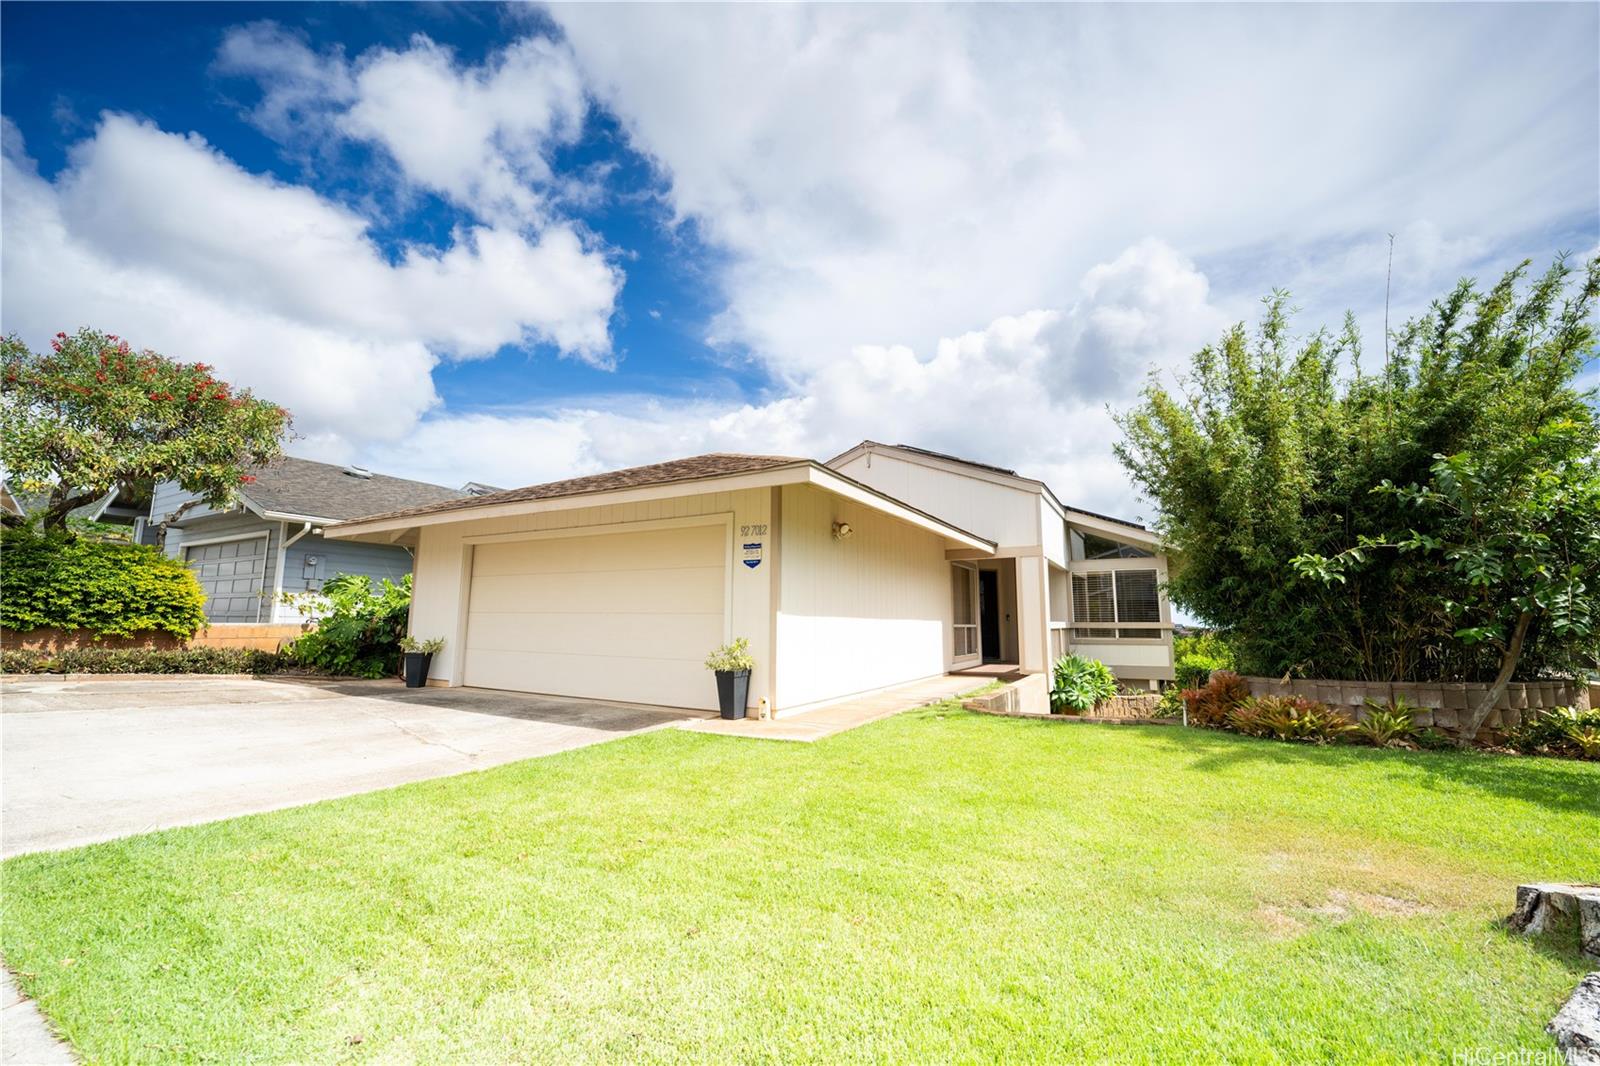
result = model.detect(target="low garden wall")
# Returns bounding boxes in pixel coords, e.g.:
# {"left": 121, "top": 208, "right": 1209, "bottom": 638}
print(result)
{"left": 0, "top": 626, "right": 183, "bottom": 652}
{"left": 2, "top": 623, "right": 309, "bottom": 654}
{"left": 1241, "top": 676, "right": 1592, "bottom": 730}
{"left": 189, "top": 624, "right": 309, "bottom": 652}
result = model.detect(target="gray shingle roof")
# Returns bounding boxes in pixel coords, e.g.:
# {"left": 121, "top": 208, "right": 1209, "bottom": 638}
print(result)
{"left": 242, "top": 456, "right": 467, "bottom": 522}
{"left": 340, "top": 453, "right": 805, "bottom": 526}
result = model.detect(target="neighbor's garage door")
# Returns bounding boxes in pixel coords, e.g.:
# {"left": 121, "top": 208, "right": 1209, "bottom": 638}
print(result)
{"left": 185, "top": 537, "right": 267, "bottom": 623}
{"left": 463, "top": 524, "right": 726, "bottom": 710}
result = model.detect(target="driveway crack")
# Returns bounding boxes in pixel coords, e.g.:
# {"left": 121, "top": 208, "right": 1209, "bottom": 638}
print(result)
{"left": 355, "top": 703, "right": 476, "bottom": 759}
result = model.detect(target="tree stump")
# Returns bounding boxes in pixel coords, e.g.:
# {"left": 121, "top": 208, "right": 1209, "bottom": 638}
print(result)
{"left": 1509, "top": 883, "right": 1600, "bottom": 961}
{"left": 1549, "top": 973, "right": 1600, "bottom": 1066}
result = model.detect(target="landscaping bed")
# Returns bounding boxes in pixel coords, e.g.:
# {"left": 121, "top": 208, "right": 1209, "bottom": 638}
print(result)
{"left": 3, "top": 698, "right": 1595, "bottom": 1062}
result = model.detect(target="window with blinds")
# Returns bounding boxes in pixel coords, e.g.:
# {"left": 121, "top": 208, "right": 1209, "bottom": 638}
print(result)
{"left": 1071, "top": 572, "right": 1117, "bottom": 638}
{"left": 1114, "top": 569, "right": 1160, "bottom": 637}
{"left": 1072, "top": 568, "right": 1160, "bottom": 639}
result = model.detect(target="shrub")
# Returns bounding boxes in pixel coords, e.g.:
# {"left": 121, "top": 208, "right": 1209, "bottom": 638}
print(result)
{"left": 704, "top": 638, "right": 755, "bottom": 673}
{"left": 1182, "top": 670, "right": 1252, "bottom": 727}
{"left": 1050, "top": 655, "right": 1118, "bottom": 713}
{"left": 1505, "top": 707, "right": 1600, "bottom": 760}
{"left": 1353, "top": 699, "right": 1418, "bottom": 748}
{"left": 0, "top": 527, "right": 207, "bottom": 639}
{"left": 1153, "top": 688, "right": 1185, "bottom": 719}
{"left": 1175, "top": 652, "right": 1228, "bottom": 690}
{"left": 0, "top": 646, "right": 284, "bottom": 674}
{"left": 1173, "top": 631, "right": 1237, "bottom": 688}
{"left": 283, "top": 574, "right": 410, "bottom": 679}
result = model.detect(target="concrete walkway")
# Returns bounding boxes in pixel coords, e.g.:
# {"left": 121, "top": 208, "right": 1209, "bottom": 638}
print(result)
{"left": 1, "top": 971, "right": 73, "bottom": 1065}
{"left": 681, "top": 672, "right": 991, "bottom": 741}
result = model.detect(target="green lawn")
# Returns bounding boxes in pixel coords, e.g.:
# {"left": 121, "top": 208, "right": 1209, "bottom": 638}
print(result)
{"left": 4, "top": 704, "right": 1597, "bottom": 1064}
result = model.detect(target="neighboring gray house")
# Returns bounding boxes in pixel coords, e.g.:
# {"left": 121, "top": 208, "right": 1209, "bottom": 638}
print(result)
{"left": 151, "top": 457, "right": 470, "bottom": 624}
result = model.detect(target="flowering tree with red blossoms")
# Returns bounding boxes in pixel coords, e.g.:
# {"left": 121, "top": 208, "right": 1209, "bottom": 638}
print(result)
{"left": 1, "top": 328, "right": 290, "bottom": 530}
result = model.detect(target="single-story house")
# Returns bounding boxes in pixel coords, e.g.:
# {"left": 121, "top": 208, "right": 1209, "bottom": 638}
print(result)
{"left": 325, "top": 444, "right": 1174, "bottom": 717}
{"left": 151, "top": 456, "right": 471, "bottom": 624}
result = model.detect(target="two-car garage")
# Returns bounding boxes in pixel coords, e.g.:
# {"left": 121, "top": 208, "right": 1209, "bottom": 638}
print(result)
{"left": 460, "top": 523, "right": 729, "bottom": 711}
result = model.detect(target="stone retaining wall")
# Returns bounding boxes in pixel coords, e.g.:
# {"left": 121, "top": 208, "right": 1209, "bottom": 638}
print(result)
{"left": 1241, "top": 676, "right": 1591, "bottom": 731}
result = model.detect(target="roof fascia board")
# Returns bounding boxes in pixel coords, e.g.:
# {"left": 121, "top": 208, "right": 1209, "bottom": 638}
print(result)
{"left": 850, "top": 441, "right": 1069, "bottom": 519}
{"left": 325, "top": 463, "right": 814, "bottom": 538}
{"left": 1065, "top": 510, "right": 1162, "bottom": 547}
{"left": 326, "top": 459, "right": 996, "bottom": 553}
{"left": 803, "top": 466, "right": 995, "bottom": 553}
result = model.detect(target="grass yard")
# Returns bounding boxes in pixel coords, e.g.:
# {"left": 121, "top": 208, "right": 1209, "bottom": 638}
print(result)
{"left": 4, "top": 702, "right": 1598, "bottom": 1063}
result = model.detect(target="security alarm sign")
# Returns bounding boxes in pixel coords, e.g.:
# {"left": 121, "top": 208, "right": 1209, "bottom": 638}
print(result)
{"left": 742, "top": 542, "right": 763, "bottom": 569}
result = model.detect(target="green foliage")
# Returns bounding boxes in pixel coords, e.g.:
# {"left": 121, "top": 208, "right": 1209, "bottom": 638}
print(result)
{"left": 1, "top": 646, "right": 284, "bottom": 675}
{"left": 1116, "top": 257, "right": 1600, "bottom": 685}
{"left": 0, "top": 526, "right": 207, "bottom": 638}
{"left": 1226, "top": 695, "right": 1354, "bottom": 744}
{"left": 1050, "top": 654, "right": 1118, "bottom": 713}
{"left": 283, "top": 574, "right": 410, "bottom": 679}
{"left": 1504, "top": 707, "right": 1600, "bottom": 761}
{"left": 399, "top": 635, "right": 445, "bottom": 655}
{"left": 704, "top": 637, "right": 755, "bottom": 673}
{"left": 1154, "top": 688, "right": 1186, "bottom": 719}
{"left": 1, "top": 328, "right": 289, "bottom": 530}
{"left": 1353, "top": 699, "right": 1418, "bottom": 748}
{"left": 1175, "top": 653, "right": 1227, "bottom": 689}
{"left": 1181, "top": 670, "right": 1252, "bottom": 727}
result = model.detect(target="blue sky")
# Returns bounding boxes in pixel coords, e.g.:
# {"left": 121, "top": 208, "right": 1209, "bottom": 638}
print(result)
{"left": 3, "top": 2, "right": 1597, "bottom": 519}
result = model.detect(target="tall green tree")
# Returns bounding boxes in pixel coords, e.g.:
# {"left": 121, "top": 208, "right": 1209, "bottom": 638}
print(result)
{"left": 1, "top": 329, "right": 290, "bottom": 530}
{"left": 1114, "top": 257, "right": 1600, "bottom": 713}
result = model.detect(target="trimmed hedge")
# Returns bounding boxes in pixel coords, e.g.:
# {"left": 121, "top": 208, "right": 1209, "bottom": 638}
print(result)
{"left": 0, "top": 528, "right": 208, "bottom": 639}
{"left": 0, "top": 646, "right": 286, "bottom": 675}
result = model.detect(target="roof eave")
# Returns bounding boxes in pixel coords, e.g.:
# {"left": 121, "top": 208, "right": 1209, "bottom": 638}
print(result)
{"left": 326, "top": 459, "right": 995, "bottom": 554}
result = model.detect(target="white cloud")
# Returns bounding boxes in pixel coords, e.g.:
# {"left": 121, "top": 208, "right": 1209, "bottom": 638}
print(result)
{"left": 218, "top": 23, "right": 587, "bottom": 227}
{"left": 364, "top": 239, "right": 1219, "bottom": 521}
{"left": 1, "top": 115, "right": 621, "bottom": 451}
{"left": 549, "top": 3, "right": 1597, "bottom": 380}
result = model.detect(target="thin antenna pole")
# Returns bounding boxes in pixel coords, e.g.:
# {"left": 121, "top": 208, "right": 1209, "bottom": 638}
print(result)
{"left": 1384, "top": 232, "right": 1395, "bottom": 378}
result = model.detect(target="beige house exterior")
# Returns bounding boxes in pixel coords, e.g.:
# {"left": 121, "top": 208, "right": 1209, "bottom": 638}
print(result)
{"left": 326, "top": 445, "right": 1173, "bottom": 717}
{"left": 827, "top": 443, "right": 1173, "bottom": 685}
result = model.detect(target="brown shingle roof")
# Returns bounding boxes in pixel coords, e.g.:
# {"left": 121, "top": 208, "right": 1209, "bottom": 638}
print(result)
{"left": 338, "top": 453, "right": 806, "bottom": 527}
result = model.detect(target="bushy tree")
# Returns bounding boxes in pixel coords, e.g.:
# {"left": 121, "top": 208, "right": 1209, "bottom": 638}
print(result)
{"left": 1, "top": 329, "right": 289, "bottom": 530}
{"left": 1115, "top": 256, "right": 1600, "bottom": 725}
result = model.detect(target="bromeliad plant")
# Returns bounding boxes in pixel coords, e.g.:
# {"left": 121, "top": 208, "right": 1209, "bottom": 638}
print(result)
{"left": 1504, "top": 707, "right": 1600, "bottom": 761}
{"left": 1049, "top": 654, "right": 1118, "bottom": 713}
{"left": 1353, "top": 698, "right": 1418, "bottom": 748}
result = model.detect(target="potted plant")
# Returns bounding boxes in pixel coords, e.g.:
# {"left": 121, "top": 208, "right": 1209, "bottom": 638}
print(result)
{"left": 704, "top": 637, "right": 755, "bottom": 719}
{"left": 399, "top": 635, "right": 444, "bottom": 688}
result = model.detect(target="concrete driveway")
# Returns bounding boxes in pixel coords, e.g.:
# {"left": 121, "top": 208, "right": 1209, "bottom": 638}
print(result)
{"left": 1, "top": 676, "right": 705, "bottom": 858}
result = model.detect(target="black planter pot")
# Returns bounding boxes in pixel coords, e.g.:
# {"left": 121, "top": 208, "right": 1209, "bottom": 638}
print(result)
{"left": 402, "top": 651, "right": 433, "bottom": 688}
{"left": 714, "top": 669, "right": 751, "bottom": 719}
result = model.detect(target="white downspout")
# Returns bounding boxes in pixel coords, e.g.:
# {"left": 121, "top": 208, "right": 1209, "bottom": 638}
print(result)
{"left": 273, "top": 521, "right": 313, "bottom": 624}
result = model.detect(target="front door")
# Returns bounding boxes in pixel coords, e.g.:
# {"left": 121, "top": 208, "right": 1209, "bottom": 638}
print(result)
{"left": 978, "top": 569, "right": 1001, "bottom": 662}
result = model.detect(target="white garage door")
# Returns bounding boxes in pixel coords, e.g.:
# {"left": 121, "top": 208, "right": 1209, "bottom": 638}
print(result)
{"left": 185, "top": 537, "right": 267, "bottom": 623}
{"left": 463, "top": 524, "right": 727, "bottom": 710}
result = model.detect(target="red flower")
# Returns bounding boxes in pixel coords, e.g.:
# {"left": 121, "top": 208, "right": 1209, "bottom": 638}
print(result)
{"left": 240, "top": 475, "right": 257, "bottom": 484}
